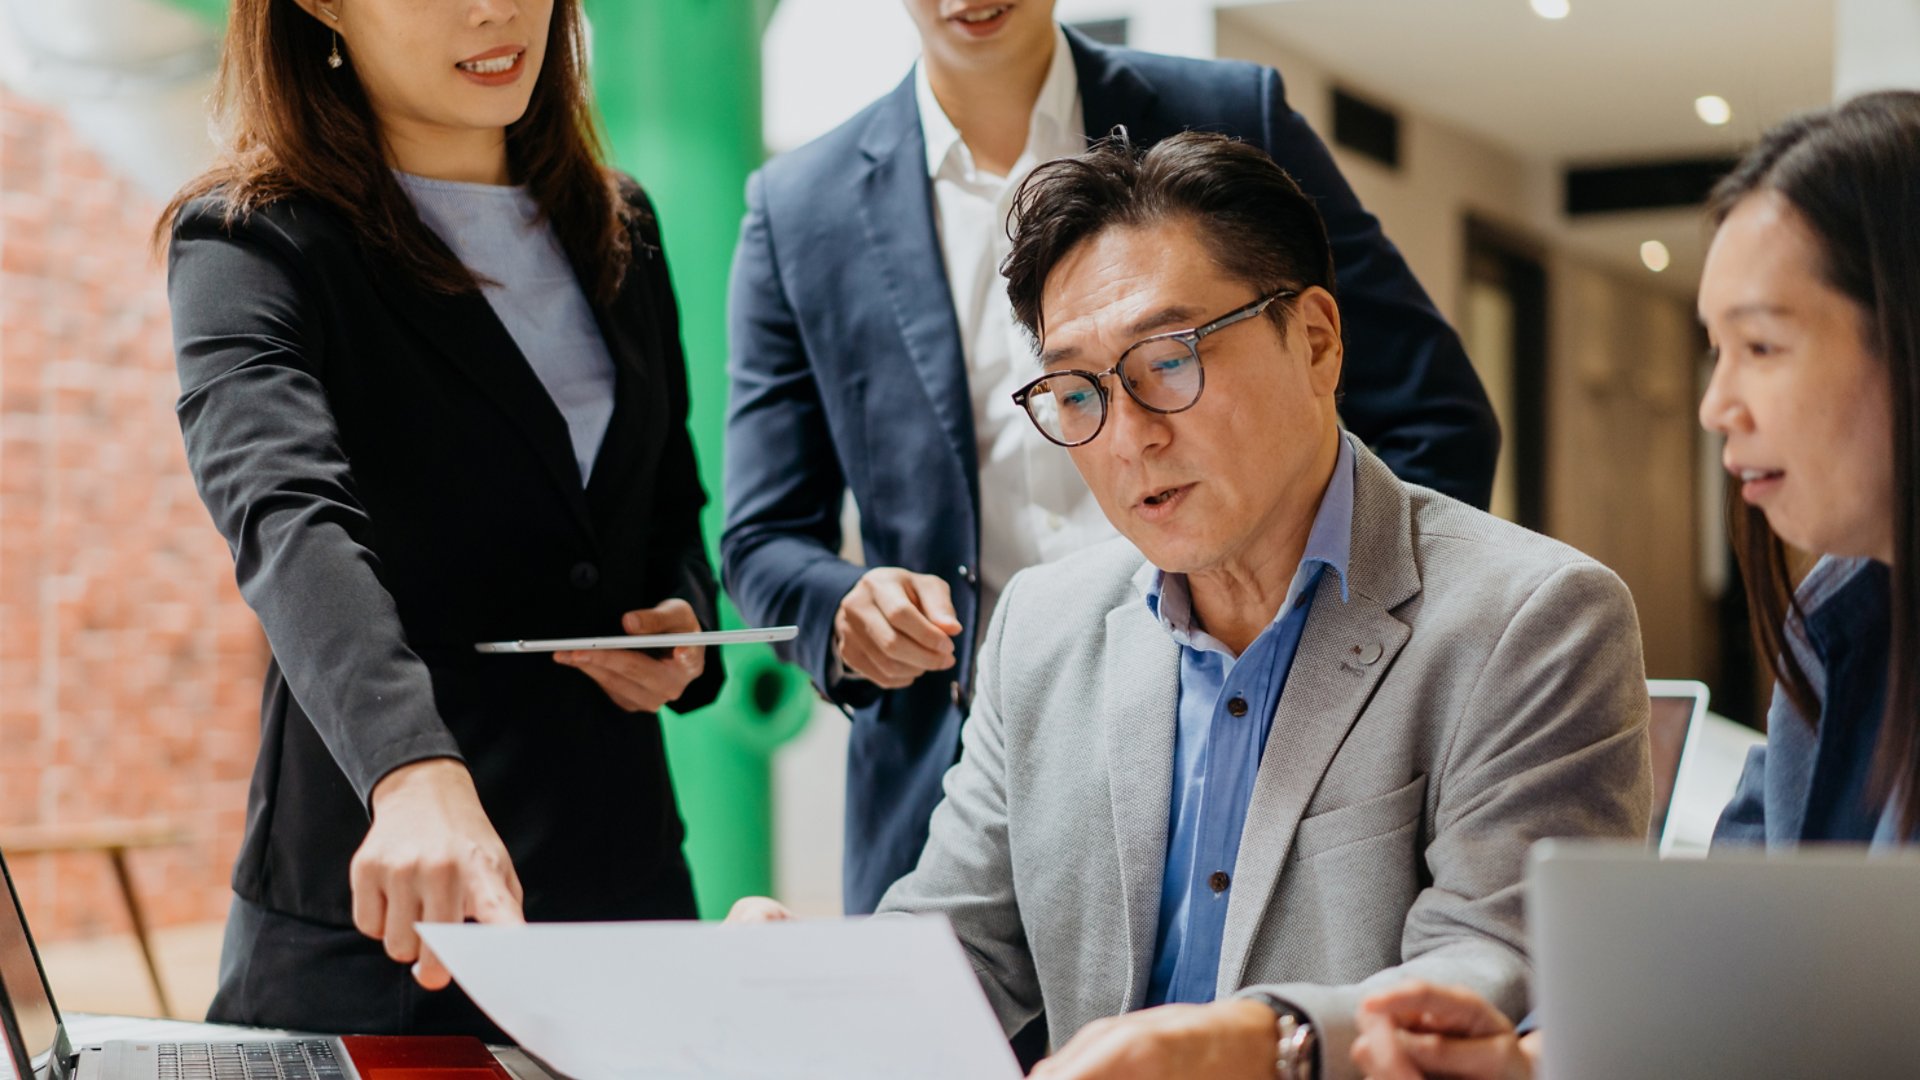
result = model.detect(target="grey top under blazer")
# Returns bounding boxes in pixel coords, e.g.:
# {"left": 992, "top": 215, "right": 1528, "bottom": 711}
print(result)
{"left": 876, "top": 438, "right": 1652, "bottom": 1078}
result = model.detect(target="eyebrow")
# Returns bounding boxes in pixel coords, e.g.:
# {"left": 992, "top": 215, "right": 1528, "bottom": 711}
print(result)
{"left": 1038, "top": 304, "right": 1208, "bottom": 368}
{"left": 1707, "top": 302, "right": 1798, "bottom": 323}
{"left": 1126, "top": 305, "right": 1205, "bottom": 337}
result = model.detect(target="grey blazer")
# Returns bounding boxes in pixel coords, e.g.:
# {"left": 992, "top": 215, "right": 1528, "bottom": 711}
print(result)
{"left": 876, "top": 439, "right": 1651, "bottom": 1078}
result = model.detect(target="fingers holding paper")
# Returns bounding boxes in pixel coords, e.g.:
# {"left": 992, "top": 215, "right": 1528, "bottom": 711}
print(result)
{"left": 555, "top": 598, "right": 707, "bottom": 713}
{"left": 350, "top": 758, "right": 527, "bottom": 990}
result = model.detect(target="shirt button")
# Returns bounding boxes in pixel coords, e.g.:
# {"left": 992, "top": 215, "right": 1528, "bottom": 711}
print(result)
{"left": 1209, "top": 871, "right": 1231, "bottom": 894}
{"left": 569, "top": 561, "right": 600, "bottom": 590}
{"left": 1046, "top": 512, "right": 1064, "bottom": 531}
{"left": 1226, "top": 696, "right": 1249, "bottom": 718}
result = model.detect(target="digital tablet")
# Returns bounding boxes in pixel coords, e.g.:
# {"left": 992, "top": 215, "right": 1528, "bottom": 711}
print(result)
{"left": 474, "top": 626, "right": 798, "bottom": 654}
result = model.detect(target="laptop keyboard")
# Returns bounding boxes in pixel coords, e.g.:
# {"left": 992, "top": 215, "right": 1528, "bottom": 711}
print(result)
{"left": 154, "top": 1041, "right": 343, "bottom": 1080}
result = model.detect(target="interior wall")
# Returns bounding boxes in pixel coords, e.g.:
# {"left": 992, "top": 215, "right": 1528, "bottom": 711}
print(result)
{"left": 1545, "top": 257, "right": 1716, "bottom": 683}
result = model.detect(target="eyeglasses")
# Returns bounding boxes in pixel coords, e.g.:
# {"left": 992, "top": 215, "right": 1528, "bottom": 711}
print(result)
{"left": 1010, "top": 289, "right": 1296, "bottom": 448}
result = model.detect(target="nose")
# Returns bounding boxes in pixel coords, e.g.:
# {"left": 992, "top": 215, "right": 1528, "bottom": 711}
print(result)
{"left": 470, "top": 0, "right": 517, "bottom": 26}
{"left": 1101, "top": 377, "right": 1171, "bottom": 461}
{"left": 1697, "top": 351, "right": 1749, "bottom": 437}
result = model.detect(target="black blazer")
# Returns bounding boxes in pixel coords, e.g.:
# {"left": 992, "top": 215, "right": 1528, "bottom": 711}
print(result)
{"left": 168, "top": 181, "right": 723, "bottom": 931}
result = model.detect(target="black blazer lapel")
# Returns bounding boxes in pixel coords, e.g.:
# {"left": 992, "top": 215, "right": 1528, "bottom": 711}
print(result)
{"left": 366, "top": 251, "right": 598, "bottom": 541}
{"left": 582, "top": 244, "right": 659, "bottom": 522}
{"left": 855, "top": 75, "right": 980, "bottom": 511}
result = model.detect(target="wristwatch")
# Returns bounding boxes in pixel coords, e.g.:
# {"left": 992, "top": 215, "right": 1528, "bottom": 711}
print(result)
{"left": 1241, "top": 993, "right": 1317, "bottom": 1080}
{"left": 1274, "top": 1009, "right": 1317, "bottom": 1080}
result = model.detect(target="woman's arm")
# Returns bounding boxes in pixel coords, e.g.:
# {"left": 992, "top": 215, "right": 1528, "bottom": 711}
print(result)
{"left": 168, "top": 200, "right": 522, "bottom": 984}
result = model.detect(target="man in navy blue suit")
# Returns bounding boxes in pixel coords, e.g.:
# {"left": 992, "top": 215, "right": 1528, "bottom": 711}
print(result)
{"left": 722, "top": 0, "right": 1499, "bottom": 918}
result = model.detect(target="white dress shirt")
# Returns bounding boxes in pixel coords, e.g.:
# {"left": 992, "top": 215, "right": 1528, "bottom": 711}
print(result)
{"left": 915, "top": 24, "right": 1118, "bottom": 631}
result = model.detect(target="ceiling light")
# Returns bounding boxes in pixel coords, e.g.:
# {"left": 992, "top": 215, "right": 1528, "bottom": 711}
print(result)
{"left": 1641, "top": 240, "right": 1672, "bottom": 273}
{"left": 1695, "top": 95, "right": 1733, "bottom": 126}
{"left": 1531, "top": 0, "right": 1571, "bottom": 19}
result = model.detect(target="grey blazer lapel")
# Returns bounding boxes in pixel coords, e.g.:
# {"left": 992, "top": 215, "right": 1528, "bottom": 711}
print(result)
{"left": 1100, "top": 594, "right": 1180, "bottom": 1012}
{"left": 1218, "top": 445, "right": 1422, "bottom": 993}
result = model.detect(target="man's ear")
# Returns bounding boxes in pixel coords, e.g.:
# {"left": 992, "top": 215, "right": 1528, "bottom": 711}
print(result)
{"left": 1297, "top": 285, "right": 1344, "bottom": 397}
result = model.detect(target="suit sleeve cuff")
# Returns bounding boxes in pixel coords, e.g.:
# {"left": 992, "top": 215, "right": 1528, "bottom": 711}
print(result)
{"left": 355, "top": 729, "right": 468, "bottom": 812}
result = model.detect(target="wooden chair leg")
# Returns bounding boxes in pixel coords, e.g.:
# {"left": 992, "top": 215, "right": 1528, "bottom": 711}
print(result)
{"left": 105, "top": 848, "right": 173, "bottom": 1018}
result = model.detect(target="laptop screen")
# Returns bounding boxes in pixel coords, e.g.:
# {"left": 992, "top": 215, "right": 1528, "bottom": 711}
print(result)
{"left": 0, "top": 853, "right": 63, "bottom": 1080}
{"left": 1647, "top": 686, "right": 1706, "bottom": 842}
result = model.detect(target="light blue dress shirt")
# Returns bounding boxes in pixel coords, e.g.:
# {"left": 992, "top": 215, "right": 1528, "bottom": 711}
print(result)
{"left": 1141, "top": 435, "right": 1356, "bottom": 1007}
{"left": 397, "top": 171, "right": 617, "bottom": 484}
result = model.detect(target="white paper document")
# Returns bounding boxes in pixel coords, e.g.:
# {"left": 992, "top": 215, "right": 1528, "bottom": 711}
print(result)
{"left": 417, "top": 916, "right": 1023, "bottom": 1080}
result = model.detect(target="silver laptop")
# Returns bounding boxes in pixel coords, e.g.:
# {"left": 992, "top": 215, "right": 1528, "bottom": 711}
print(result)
{"left": 0, "top": 846, "right": 507, "bottom": 1080}
{"left": 1530, "top": 840, "right": 1920, "bottom": 1078}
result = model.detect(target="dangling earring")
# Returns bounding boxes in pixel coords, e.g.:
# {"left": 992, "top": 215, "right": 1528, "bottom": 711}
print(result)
{"left": 324, "top": 8, "right": 345, "bottom": 69}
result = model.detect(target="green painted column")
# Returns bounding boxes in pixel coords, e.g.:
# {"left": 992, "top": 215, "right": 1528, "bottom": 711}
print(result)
{"left": 586, "top": 0, "right": 808, "bottom": 919}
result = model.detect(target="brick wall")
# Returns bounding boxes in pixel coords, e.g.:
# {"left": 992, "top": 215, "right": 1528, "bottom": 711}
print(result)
{"left": 0, "top": 88, "right": 265, "bottom": 942}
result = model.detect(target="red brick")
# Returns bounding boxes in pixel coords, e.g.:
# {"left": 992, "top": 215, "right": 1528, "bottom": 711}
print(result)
{"left": 0, "top": 85, "right": 265, "bottom": 940}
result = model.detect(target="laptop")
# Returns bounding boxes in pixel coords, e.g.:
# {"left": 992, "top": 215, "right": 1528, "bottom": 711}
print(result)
{"left": 1644, "top": 679, "right": 1708, "bottom": 847}
{"left": 1529, "top": 840, "right": 1920, "bottom": 1078}
{"left": 0, "top": 846, "right": 513, "bottom": 1080}
{"left": 1645, "top": 679, "right": 1765, "bottom": 855}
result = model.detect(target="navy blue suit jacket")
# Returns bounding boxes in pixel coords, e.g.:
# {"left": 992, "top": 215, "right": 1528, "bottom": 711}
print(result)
{"left": 1714, "top": 557, "right": 1891, "bottom": 847}
{"left": 722, "top": 29, "right": 1500, "bottom": 913}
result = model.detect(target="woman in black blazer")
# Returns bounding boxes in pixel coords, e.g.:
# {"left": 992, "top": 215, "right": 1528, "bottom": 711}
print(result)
{"left": 160, "top": 0, "right": 721, "bottom": 1038}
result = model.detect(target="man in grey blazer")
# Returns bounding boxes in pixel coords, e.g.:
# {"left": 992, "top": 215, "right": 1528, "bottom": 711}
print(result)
{"left": 734, "top": 132, "right": 1650, "bottom": 1080}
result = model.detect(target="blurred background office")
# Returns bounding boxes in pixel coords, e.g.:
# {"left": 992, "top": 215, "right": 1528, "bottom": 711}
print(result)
{"left": 0, "top": 0, "right": 1912, "bottom": 1022}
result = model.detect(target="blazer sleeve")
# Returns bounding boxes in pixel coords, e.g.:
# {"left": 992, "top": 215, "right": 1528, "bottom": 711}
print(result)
{"left": 1238, "top": 560, "right": 1651, "bottom": 1080}
{"left": 870, "top": 571, "right": 1040, "bottom": 1035}
{"left": 630, "top": 189, "right": 725, "bottom": 712}
{"left": 168, "top": 204, "right": 465, "bottom": 807}
{"left": 719, "top": 169, "right": 874, "bottom": 706}
{"left": 1257, "top": 67, "right": 1502, "bottom": 510}
{"left": 1711, "top": 745, "right": 1770, "bottom": 845}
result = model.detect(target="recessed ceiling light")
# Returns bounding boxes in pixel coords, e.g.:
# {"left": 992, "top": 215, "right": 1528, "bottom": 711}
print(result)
{"left": 1695, "top": 95, "right": 1733, "bottom": 126}
{"left": 1531, "top": 0, "right": 1571, "bottom": 19}
{"left": 1641, "top": 240, "right": 1672, "bottom": 273}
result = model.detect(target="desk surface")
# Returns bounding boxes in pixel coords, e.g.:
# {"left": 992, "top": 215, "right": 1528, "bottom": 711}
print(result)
{"left": 62, "top": 1015, "right": 556, "bottom": 1080}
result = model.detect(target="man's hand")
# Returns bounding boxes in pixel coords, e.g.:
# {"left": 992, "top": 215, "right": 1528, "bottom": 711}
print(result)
{"left": 555, "top": 599, "right": 706, "bottom": 713}
{"left": 350, "top": 758, "right": 525, "bottom": 990}
{"left": 1351, "top": 981, "right": 1539, "bottom": 1080}
{"left": 833, "top": 567, "right": 964, "bottom": 689}
{"left": 725, "top": 896, "right": 797, "bottom": 923}
{"left": 1029, "top": 1000, "right": 1277, "bottom": 1080}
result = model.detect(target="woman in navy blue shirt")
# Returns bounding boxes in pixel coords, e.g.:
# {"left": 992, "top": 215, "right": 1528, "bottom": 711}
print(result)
{"left": 1350, "top": 89, "right": 1920, "bottom": 1080}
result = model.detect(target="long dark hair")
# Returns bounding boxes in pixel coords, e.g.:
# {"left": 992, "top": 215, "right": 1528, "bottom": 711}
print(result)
{"left": 1708, "top": 90, "right": 1920, "bottom": 833}
{"left": 155, "top": 0, "right": 631, "bottom": 304}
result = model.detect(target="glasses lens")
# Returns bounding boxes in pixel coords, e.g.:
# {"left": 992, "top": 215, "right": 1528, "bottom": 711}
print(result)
{"left": 1121, "top": 338, "right": 1202, "bottom": 412}
{"left": 1024, "top": 373, "right": 1104, "bottom": 445}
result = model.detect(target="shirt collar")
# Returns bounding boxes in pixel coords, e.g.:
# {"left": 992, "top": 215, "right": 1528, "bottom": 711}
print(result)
{"left": 914, "top": 22, "right": 1081, "bottom": 181}
{"left": 1137, "top": 434, "right": 1357, "bottom": 654}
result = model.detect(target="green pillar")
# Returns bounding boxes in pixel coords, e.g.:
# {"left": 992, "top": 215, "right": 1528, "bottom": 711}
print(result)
{"left": 586, "top": 0, "right": 808, "bottom": 919}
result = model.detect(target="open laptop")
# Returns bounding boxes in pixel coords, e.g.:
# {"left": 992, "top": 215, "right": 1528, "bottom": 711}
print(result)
{"left": 1529, "top": 840, "right": 1920, "bottom": 1078}
{"left": 1645, "top": 679, "right": 1765, "bottom": 855}
{"left": 0, "top": 846, "right": 512, "bottom": 1080}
